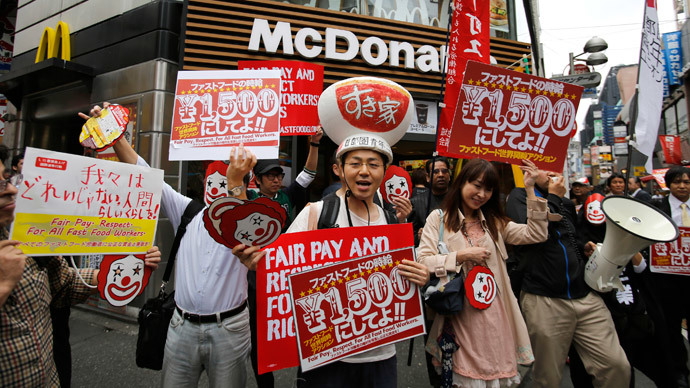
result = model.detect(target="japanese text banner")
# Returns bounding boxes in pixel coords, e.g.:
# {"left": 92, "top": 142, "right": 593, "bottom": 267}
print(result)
{"left": 10, "top": 147, "right": 163, "bottom": 256}
{"left": 257, "top": 223, "right": 414, "bottom": 374}
{"left": 289, "top": 246, "right": 424, "bottom": 371}
{"left": 169, "top": 70, "right": 281, "bottom": 160}
{"left": 651, "top": 226, "right": 690, "bottom": 276}
{"left": 448, "top": 61, "right": 583, "bottom": 172}
{"left": 238, "top": 60, "right": 324, "bottom": 136}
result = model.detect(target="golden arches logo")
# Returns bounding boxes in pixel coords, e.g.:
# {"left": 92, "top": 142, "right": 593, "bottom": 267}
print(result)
{"left": 35, "top": 21, "right": 70, "bottom": 63}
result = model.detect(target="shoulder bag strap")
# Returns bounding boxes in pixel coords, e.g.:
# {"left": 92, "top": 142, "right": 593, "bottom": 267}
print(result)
{"left": 161, "top": 200, "right": 205, "bottom": 284}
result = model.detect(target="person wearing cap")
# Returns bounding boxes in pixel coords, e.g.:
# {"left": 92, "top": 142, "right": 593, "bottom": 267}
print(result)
{"left": 245, "top": 128, "right": 323, "bottom": 388}
{"left": 570, "top": 176, "right": 592, "bottom": 212}
{"left": 247, "top": 128, "right": 323, "bottom": 228}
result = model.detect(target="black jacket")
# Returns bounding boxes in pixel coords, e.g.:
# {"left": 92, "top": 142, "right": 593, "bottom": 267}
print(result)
{"left": 506, "top": 187, "right": 590, "bottom": 299}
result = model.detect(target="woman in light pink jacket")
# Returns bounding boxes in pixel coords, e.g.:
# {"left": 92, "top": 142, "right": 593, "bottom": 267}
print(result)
{"left": 418, "top": 158, "right": 548, "bottom": 388}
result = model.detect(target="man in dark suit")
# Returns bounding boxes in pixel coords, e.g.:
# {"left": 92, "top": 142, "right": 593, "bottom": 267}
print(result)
{"left": 651, "top": 166, "right": 690, "bottom": 387}
{"left": 629, "top": 176, "right": 652, "bottom": 202}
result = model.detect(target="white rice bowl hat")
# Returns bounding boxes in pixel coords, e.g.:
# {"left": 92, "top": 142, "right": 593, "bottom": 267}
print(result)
{"left": 318, "top": 77, "right": 414, "bottom": 165}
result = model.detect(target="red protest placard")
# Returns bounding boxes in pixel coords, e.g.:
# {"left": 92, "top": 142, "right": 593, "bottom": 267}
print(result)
{"left": 651, "top": 226, "right": 690, "bottom": 276}
{"left": 447, "top": 61, "right": 584, "bottom": 172}
{"left": 238, "top": 60, "right": 324, "bottom": 136}
{"left": 436, "top": 0, "right": 490, "bottom": 156}
{"left": 289, "top": 246, "right": 424, "bottom": 372}
{"left": 169, "top": 70, "right": 281, "bottom": 161}
{"left": 257, "top": 223, "right": 414, "bottom": 374}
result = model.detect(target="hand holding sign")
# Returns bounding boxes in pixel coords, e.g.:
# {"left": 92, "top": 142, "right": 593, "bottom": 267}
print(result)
{"left": 78, "top": 104, "right": 130, "bottom": 151}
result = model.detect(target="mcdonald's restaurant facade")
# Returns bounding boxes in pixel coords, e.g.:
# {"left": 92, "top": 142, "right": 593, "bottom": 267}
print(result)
{"left": 0, "top": 0, "right": 531, "bottom": 316}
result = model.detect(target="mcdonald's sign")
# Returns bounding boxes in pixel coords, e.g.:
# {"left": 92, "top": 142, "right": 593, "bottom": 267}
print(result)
{"left": 35, "top": 21, "right": 70, "bottom": 63}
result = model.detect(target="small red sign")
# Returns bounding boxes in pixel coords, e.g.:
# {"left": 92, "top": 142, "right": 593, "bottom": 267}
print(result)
{"left": 35, "top": 157, "right": 67, "bottom": 170}
{"left": 651, "top": 226, "right": 690, "bottom": 276}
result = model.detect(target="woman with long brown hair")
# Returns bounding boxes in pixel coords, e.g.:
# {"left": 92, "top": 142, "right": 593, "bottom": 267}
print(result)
{"left": 418, "top": 158, "right": 548, "bottom": 387}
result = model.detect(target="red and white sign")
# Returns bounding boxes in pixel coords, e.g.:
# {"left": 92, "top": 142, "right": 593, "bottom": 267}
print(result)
{"left": 447, "top": 61, "right": 584, "bottom": 172}
{"left": 289, "top": 246, "right": 424, "bottom": 371}
{"left": 203, "top": 197, "right": 287, "bottom": 249}
{"left": 169, "top": 70, "right": 281, "bottom": 161}
{"left": 436, "top": 0, "right": 490, "bottom": 156}
{"left": 97, "top": 254, "right": 152, "bottom": 307}
{"left": 257, "top": 223, "right": 414, "bottom": 374}
{"left": 465, "top": 265, "right": 496, "bottom": 309}
{"left": 238, "top": 60, "right": 323, "bottom": 136}
{"left": 651, "top": 226, "right": 690, "bottom": 276}
{"left": 659, "top": 135, "right": 683, "bottom": 165}
{"left": 318, "top": 77, "right": 413, "bottom": 146}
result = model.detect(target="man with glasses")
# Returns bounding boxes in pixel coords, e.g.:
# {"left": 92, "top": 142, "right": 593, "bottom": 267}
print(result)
{"left": 409, "top": 157, "right": 451, "bottom": 247}
{"left": 651, "top": 166, "right": 690, "bottom": 387}
{"left": 246, "top": 128, "right": 323, "bottom": 388}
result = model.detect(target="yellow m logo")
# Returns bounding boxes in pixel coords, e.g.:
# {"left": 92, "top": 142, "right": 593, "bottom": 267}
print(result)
{"left": 35, "top": 21, "right": 71, "bottom": 63}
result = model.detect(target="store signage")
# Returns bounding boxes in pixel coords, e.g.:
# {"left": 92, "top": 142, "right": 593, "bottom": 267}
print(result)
{"left": 446, "top": 60, "right": 583, "bottom": 172}
{"left": 35, "top": 21, "right": 70, "bottom": 63}
{"left": 662, "top": 31, "right": 682, "bottom": 86}
{"left": 248, "top": 18, "right": 446, "bottom": 73}
{"left": 550, "top": 72, "right": 602, "bottom": 88}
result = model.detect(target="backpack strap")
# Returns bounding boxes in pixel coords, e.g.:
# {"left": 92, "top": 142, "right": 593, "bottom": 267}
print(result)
{"left": 383, "top": 208, "right": 398, "bottom": 224}
{"left": 162, "top": 200, "right": 205, "bottom": 284}
{"left": 317, "top": 193, "right": 341, "bottom": 230}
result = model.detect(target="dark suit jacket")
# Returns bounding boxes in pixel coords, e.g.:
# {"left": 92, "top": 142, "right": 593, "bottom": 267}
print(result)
{"left": 633, "top": 189, "right": 653, "bottom": 203}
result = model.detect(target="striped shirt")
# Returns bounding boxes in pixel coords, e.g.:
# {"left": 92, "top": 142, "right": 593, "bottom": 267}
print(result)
{"left": 0, "top": 256, "right": 95, "bottom": 387}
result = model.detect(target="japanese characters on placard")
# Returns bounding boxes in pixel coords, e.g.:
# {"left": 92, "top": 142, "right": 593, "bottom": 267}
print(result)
{"left": 289, "top": 247, "right": 424, "bottom": 371}
{"left": 448, "top": 61, "right": 583, "bottom": 172}
{"left": 436, "top": 0, "right": 490, "bottom": 156}
{"left": 169, "top": 70, "right": 281, "bottom": 161}
{"left": 10, "top": 147, "right": 163, "bottom": 256}
{"left": 256, "top": 223, "right": 415, "bottom": 374}
{"left": 238, "top": 60, "right": 324, "bottom": 136}
{"left": 650, "top": 226, "right": 690, "bottom": 276}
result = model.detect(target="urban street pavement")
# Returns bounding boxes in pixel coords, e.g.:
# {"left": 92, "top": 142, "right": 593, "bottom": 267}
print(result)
{"left": 70, "top": 306, "right": 664, "bottom": 388}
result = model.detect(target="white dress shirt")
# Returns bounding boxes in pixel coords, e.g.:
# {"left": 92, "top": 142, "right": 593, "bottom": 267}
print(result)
{"left": 668, "top": 194, "right": 690, "bottom": 227}
{"left": 138, "top": 157, "right": 247, "bottom": 314}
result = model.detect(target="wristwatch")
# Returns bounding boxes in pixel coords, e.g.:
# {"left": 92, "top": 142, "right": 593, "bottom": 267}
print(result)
{"left": 228, "top": 185, "right": 244, "bottom": 197}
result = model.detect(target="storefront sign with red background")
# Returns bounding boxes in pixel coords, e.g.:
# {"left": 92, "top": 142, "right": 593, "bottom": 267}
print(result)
{"left": 436, "top": 0, "right": 490, "bottom": 156}
{"left": 169, "top": 70, "right": 281, "bottom": 160}
{"left": 239, "top": 60, "right": 323, "bottom": 136}
{"left": 447, "top": 61, "right": 583, "bottom": 172}
{"left": 289, "top": 246, "right": 424, "bottom": 371}
{"left": 651, "top": 226, "right": 690, "bottom": 276}
{"left": 257, "top": 223, "right": 414, "bottom": 374}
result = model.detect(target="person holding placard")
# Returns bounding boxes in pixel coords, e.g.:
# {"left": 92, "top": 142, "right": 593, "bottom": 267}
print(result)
{"left": 88, "top": 103, "right": 256, "bottom": 388}
{"left": 0, "top": 142, "right": 162, "bottom": 387}
{"left": 417, "top": 158, "right": 547, "bottom": 388}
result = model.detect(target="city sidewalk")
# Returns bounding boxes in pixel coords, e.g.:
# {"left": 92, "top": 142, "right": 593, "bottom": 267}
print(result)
{"left": 69, "top": 307, "right": 659, "bottom": 388}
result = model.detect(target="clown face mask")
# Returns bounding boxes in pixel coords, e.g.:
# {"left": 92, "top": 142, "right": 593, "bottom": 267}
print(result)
{"left": 585, "top": 193, "right": 606, "bottom": 225}
{"left": 205, "top": 161, "right": 228, "bottom": 206}
{"left": 97, "top": 254, "right": 151, "bottom": 307}
{"left": 379, "top": 165, "right": 412, "bottom": 204}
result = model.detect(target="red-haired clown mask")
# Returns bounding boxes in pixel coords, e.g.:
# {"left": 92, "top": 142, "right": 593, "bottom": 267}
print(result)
{"left": 379, "top": 165, "right": 412, "bottom": 203}
{"left": 97, "top": 254, "right": 151, "bottom": 307}
{"left": 205, "top": 161, "right": 228, "bottom": 206}
{"left": 585, "top": 193, "right": 606, "bottom": 225}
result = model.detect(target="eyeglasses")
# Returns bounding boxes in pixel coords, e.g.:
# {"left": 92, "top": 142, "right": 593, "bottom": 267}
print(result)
{"left": 433, "top": 168, "right": 450, "bottom": 175}
{"left": 345, "top": 162, "right": 382, "bottom": 170}
{"left": 263, "top": 172, "right": 285, "bottom": 181}
{"left": 0, "top": 174, "right": 21, "bottom": 192}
